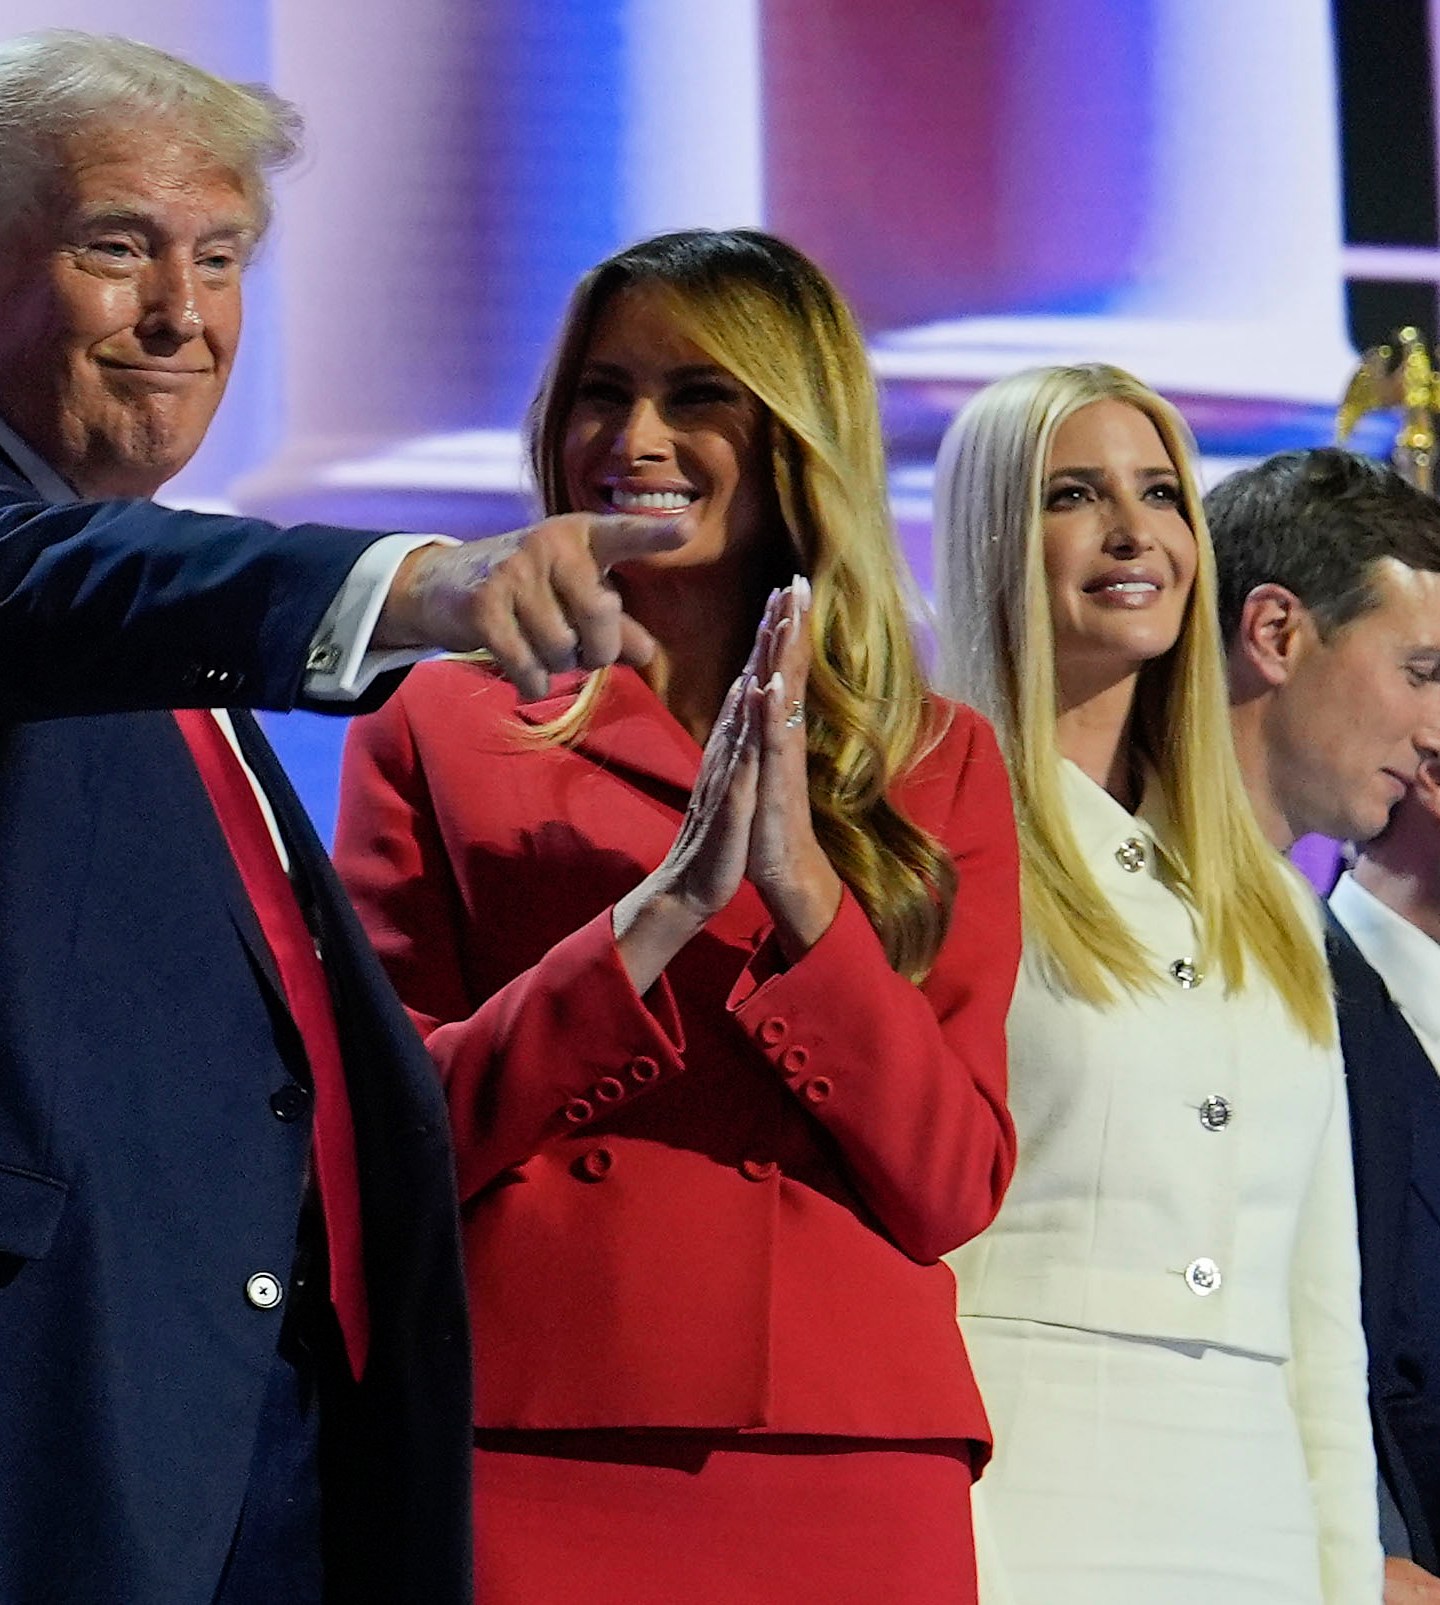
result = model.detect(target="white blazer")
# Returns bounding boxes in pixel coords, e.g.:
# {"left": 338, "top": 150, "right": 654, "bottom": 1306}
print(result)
{"left": 949, "top": 761, "right": 1379, "bottom": 1599}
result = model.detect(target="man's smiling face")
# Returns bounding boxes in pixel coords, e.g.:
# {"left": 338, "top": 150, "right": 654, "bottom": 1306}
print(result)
{"left": 0, "top": 119, "right": 257, "bottom": 497}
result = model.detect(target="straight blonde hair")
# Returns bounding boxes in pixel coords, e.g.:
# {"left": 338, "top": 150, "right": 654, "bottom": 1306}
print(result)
{"left": 529, "top": 229, "right": 953, "bottom": 981}
{"left": 933, "top": 363, "right": 1333, "bottom": 1042}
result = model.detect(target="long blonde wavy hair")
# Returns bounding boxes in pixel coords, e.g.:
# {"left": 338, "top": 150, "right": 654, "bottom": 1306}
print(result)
{"left": 933, "top": 363, "right": 1333, "bottom": 1042}
{"left": 528, "top": 228, "right": 953, "bottom": 982}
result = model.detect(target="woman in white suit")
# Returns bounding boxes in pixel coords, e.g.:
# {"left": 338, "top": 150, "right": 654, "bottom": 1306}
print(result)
{"left": 933, "top": 364, "right": 1381, "bottom": 1603}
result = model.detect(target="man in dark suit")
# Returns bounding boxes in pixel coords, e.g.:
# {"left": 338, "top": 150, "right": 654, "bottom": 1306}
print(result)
{"left": 1209, "top": 448, "right": 1440, "bottom": 1605}
{"left": 1329, "top": 769, "right": 1440, "bottom": 1592}
{"left": 0, "top": 29, "right": 675, "bottom": 1605}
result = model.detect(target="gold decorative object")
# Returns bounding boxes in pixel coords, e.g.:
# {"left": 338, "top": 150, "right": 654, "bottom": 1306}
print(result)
{"left": 1337, "top": 325, "right": 1439, "bottom": 493}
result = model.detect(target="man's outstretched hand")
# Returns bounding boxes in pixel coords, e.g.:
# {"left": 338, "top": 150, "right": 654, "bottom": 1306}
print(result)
{"left": 375, "top": 512, "right": 686, "bottom": 700}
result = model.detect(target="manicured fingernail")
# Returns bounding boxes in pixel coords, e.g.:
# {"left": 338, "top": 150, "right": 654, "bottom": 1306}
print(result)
{"left": 766, "top": 671, "right": 784, "bottom": 697}
{"left": 794, "top": 575, "right": 812, "bottom": 608}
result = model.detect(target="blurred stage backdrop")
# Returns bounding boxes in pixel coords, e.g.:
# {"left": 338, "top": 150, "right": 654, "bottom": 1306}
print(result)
{"left": 7, "top": 0, "right": 1437, "bottom": 850}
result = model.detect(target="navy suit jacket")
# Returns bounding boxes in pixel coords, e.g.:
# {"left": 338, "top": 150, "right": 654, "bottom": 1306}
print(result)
{"left": 0, "top": 458, "right": 471, "bottom": 1604}
{"left": 1329, "top": 909, "right": 1440, "bottom": 1574}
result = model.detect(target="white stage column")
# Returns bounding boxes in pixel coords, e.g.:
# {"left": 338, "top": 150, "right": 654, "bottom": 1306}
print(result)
{"left": 236, "top": 0, "right": 634, "bottom": 532}
{"left": 761, "top": 0, "right": 1356, "bottom": 588}
{"left": 237, "top": 0, "right": 767, "bottom": 532}
{"left": 764, "top": 0, "right": 1354, "bottom": 407}
{"left": 618, "top": 0, "right": 764, "bottom": 242}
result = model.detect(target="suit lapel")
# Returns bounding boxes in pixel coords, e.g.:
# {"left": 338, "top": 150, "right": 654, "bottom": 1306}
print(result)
{"left": 232, "top": 708, "right": 407, "bottom": 1125}
{"left": 0, "top": 445, "right": 37, "bottom": 496}
{"left": 167, "top": 708, "right": 291, "bottom": 1008}
{"left": 230, "top": 709, "right": 324, "bottom": 904}
{"left": 1327, "top": 911, "right": 1416, "bottom": 1326}
{"left": 229, "top": 708, "right": 356, "bottom": 1016}
{"left": 513, "top": 666, "right": 701, "bottom": 797}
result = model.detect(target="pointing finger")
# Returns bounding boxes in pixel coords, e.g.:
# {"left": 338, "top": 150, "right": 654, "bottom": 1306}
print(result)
{"left": 586, "top": 514, "right": 688, "bottom": 570}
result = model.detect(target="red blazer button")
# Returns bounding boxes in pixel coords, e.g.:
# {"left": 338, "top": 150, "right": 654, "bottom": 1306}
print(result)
{"left": 801, "top": 1076, "right": 833, "bottom": 1104}
{"left": 740, "top": 1157, "right": 779, "bottom": 1182}
{"left": 562, "top": 1097, "right": 594, "bottom": 1125}
{"left": 758, "top": 1016, "right": 787, "bottom": 1046}
{"left": 628, "top": 1055, "right": 660, "bottom": 1084}
{"left": 574, "top": 1146, "right": 614, "bottom": 1181}
{"left": 779, "top": 1046, "right": 809, "bottom": 1076}
{"left": 594, "top": 1076, "right": 626, "bottom": 1102}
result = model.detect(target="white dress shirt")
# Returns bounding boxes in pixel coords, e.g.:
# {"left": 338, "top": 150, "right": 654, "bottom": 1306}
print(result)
{"left": 1329, "top": 871, "right": 1440, "bottom": 1073}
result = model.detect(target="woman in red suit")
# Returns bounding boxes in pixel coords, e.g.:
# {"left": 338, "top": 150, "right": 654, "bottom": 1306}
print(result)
{"left": 334, "top": 228, "right": 1020, "bottom": 1605}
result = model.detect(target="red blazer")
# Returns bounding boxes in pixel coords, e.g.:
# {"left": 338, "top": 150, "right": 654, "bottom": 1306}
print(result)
{"left": 335, "top": 660, "right": 1019, "bottom": 1448}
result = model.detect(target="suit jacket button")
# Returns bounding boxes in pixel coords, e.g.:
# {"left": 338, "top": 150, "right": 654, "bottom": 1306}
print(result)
{"left": 1198, "top": 1095, "right": 1231, "bottom": 1131}
{"left": 628, "top": 1056, "right": 660, "bottom": 1085}
{"left": 801, "top": 1076, "right": 833, "bottom": 1104}
{"left": 270, "top": 1084, "right": 311, "bottom": 1122}
{"left": 595, "top": 1076, "right": 626, "bottom": 1103}
{"left": 740, "top": 1157, "right": 779, "bottom": 1182}
{"left": 759, "top": 1016, "right": 787, "bottom": 1046}
{"left": 1115, "top": 837, "right": 1147, "bottom": 873}
{"left": 246, "top": 1271, "right": 284, "bottom": 1310}
{"left": 779, "top": 1046, "right": 809, "bottom": 1076}
{"left": 1183, "top": 1257, "right": 1221, "bottom": 1296}
{"left": 574, "top": 1146, "right": 614, "bottom": 1181}
{"left": 563, "top": 1097, "right": 594, "bottom": 1125}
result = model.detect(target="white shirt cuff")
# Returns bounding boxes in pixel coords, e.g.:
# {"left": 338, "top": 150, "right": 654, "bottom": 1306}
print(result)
{"left": 304, "top": 533, "right": 459, "bottom": 701}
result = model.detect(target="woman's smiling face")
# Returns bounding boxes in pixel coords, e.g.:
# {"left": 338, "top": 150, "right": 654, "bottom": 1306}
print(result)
{"left": 1041, "top": 398, "right": 1198, "bottom": 703}
{"left": 561, "top": 283, "right": 778, "bottom": 575}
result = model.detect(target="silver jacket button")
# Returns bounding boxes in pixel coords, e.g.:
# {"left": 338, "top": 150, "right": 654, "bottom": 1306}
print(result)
{"left": 1198, "top": 1094, "right": 1232, "bottom": 1131}
{"left": 1184, "top": 1257, "right": 1222, "bottom": 1296}
{"left": 1115, "top": 836, "right": 1147, "bottom": 873}
{"left": 1169, "top": 958, "right": 1202, "bottom": 988}
{"left": 245, "top": 1271, "right": 284, "bottom": 1310}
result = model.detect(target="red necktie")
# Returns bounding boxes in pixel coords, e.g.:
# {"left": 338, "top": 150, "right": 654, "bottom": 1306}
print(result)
{"left": 174, "top": 707, "right": 369, "bottom": 1380}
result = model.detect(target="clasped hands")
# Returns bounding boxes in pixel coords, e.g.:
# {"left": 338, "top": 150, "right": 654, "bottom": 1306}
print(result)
{"left": 613, "top": 579, "right": 845, "bottom": 995}
{"left": 379, "top": 526, "right": 843, "bottom": 990}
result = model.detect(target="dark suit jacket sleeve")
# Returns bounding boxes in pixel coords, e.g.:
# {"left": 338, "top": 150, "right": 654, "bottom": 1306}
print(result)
{"left": 1329, "top": 912, "right": 1440, "bottom": 1573}
{"left": 0, "top": 480, "right": 397, "bottom": 719}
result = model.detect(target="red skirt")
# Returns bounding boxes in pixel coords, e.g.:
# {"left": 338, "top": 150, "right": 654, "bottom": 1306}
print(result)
{"left": 472, "top": 1430, "right": 976, "bottom": 1605}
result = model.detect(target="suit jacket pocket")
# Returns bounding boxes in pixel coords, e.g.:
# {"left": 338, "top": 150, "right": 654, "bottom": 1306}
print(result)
{"left": 0, "top": 1164, "right": 67, "bottom": 1259}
